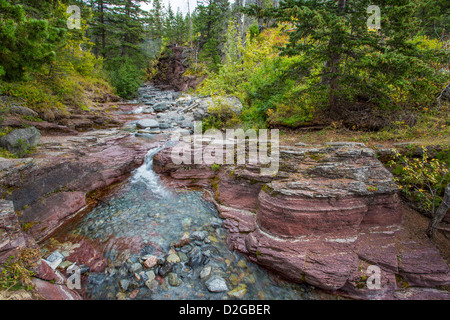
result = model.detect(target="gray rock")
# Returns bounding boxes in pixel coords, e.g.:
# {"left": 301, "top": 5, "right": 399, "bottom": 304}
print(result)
{"left": 199, "top": 266, "right": 212, "bottom": 279}
{"left": 119, "top": 279, "right": 130, "bottom": 291}
{"left": 180, "top": 244, "right": 193, "bottom": 254}
{"left": 8, "top": 105, "right": 39, "bottom": 118}
{"left": 325, "top": 142, "right": 366, "bottom": 148}
{"left": 190, "top": 231, "right": 208, "bottom": 241}
{"left": 295, "top": 142, "right": 309, "bottom": 147}
{"left": 145, "top": 279, "right": 158, "bottom": 292}
{"left": 153, "top": 102, "right": 170, "bottom": 112}
{"left": 136, "top": 119, "right": 159, "bottom": 129}
{"left": 210, "top": 218, "right": 223, "bottom": 228}
{"left": 158, "top": 122, "right": 171, "bottom": 129}
{"left": 166, "top": 253, "right": 181, "bottom": 264}
{"left": 187, "top": 247, "right": 204, "bottom": 268}
{"left": 178, "top": 252, "right": 188, "bottom": 262}
{"left": 0, "top": 127, "right": 41, "bottom": 155}
{"left": 129, "top": 262, "right": 143, "bottom": 274}
{"left": 205, "top": 276, "right": 228, "bottom": 293}
{"left": 178, "top": 129, "right": 191, "bottom": 137}
{"left": 193, "top": 96, "right": 243, "bottom": 121}
{"left": 145, "top": 270, "right": 156, "bottom": 283}
{"left": 168, "top": 273, "right": 183, "bottom": 287}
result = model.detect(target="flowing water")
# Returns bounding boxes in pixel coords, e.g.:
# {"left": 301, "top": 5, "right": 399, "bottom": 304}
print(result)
{"left": 42, "top": 87, "right": 323, "bottom": 300}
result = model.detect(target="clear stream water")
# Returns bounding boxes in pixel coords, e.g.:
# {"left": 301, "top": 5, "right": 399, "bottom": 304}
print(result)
{"left": 42, "top": 87, "right": 333, "bottom": 300}
{"left": 49, "top": 148, "right": 320, "bottom": 300}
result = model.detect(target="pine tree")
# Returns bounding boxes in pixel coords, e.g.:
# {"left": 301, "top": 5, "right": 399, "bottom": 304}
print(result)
{"left": 193, "top": 0, "right": 231, "bottom": 71}
{"left": 0, "top": 0, "right": 66, "bottom": 80}
{"left": 265, "top": 0, "right": 449, "bottom": 112}
{"left": 149, "top": 0, "right": 165, "bottom": 39}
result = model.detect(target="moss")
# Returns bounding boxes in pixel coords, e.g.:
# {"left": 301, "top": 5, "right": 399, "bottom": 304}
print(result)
{"left": 308, "top": 152, "right": 327, "bottom": 161}
{"left": 212, "top": 164, "right": 221, "bottom": 172}
{"left": 21, "top": 222, "right": 35, "bottom": 232}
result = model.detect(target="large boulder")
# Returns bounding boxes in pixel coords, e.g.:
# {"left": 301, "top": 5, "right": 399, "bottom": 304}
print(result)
{"left": 7, "top": 105, "right": 39, "bottom": 118}
{"left": 0, "top": 127, "right": 41, "bottom": 155}
{"left": 136, "top": 119, "right": 159, "bottom": 129}
{"left": 192, "top": 96, "right": 243, "bottom": 121}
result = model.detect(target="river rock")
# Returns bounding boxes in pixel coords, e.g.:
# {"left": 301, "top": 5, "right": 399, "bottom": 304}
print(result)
{"left": 190, "top": 231, "right": 208, "bottom": 241}
{"left": 153, "top": 102, "right": 170, "bottom": 112}
{"left": 228, "top": 284, "right": 247, "bottom": 299}
{"left": 119, "top": 279, "right": 130, "bottom": 291}
{"left": 145, "top": 270, "right": 156, "bottom": 283}
{"left": 8, "top": 105, "right": 39, "bottom": 118}
{"left": 145, "top": 279, "right": 159, "bottom": 292}
{"left": 205, "top": 276, "right": 228, "bottom": 293}
{"left": 168, "top": 273, "right": 183, "bottom": 287}
{"left": 187, "top": 247, "right": 204, "bottom": 268}
{"left": 199, "top": 266, "right": 212, "bottom": 279}
{"left": 129, "top": 262, "right": 143, "bottom": 274}
{"left": 144, "top": 256, "right": 158, "bottom": 269}
{"left": 158, "top": 122, "right": 171, "bottom": 129}
{"left": 136, "top": 119, "right": 159, "bottom": 129}
{"left": 180, "top": 244, "right": 193, "bottom": 253}
{"left": 0, "top": 127, "right": 41, "bottom": 155}
{"left": 166, "top": 253, "right": 181, "bottom": 264}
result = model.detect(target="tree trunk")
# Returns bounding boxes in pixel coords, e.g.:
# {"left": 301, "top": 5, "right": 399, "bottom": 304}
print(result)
{"left": 427, "top": 183, "right": 450, "bottom": 238}
{"left": 122, "top": 0, "right": 131, "bottom": 57}
{"left": 100, "top": 0, "right": 106, "bottom": 57}
{"left": 326, "top": 0, "right": 346, "bottom": 110}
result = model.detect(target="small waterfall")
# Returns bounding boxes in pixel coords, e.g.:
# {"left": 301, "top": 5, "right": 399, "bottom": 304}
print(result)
{"left": 131, "top": 147, "right": 172, "bottom": 198}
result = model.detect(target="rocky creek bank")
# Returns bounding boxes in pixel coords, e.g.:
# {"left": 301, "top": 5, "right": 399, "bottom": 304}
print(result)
{"left": 0, "top": 84, "right": 448, "bottom": 300}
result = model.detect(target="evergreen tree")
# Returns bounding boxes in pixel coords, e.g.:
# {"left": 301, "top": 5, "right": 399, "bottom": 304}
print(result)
{"left": 165, "top": 6, "right": 188, "bottom": 46}
{"left": 193, "top": 0, "right": 231, "bottom": 71}
{"left": 0, "top": 0, "right": 66, "bottom": 80}
{"left": 150, "top": 0, "right": 165, "bottom": 39}
{"left": 264, "top": 0, "right": 449, "bottom": 112}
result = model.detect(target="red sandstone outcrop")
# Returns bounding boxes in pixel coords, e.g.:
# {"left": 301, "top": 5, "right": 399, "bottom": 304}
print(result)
{"left": 0, "top": 130, "right": 158, "bottom": 243}
{"left": 152, "top": 46, "right": 204, "bottom": 92}
{"left": 154, "top": 141, "right": 450, "bottom": 299}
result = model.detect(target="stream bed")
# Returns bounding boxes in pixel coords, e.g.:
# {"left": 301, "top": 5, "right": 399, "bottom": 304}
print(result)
{"left": 39, "top": 86, "right": 330, "bottom": 300}
{"left": 42, "top": 148, "right": 320, "bottom": 300}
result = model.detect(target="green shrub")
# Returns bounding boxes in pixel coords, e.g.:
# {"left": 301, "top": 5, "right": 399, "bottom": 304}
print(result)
{"left": 389, "top": 148, "right": 449, "bottom": 213}
{"left": 107, "top": 58, "right": 144, "bottom": 99}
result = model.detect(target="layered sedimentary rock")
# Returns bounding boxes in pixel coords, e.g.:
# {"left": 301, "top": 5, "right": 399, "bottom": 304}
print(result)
{"left": 0, "top": 200, "right": 37, "bottom": 263}
{"left": 154, "top": 141, "right": 449, "bottom": 299}
{"left": 0, "top": 130, "right": 156, "bottom": 243}
{"left": 152, "top": 46, "right": 203, "bottom": 92}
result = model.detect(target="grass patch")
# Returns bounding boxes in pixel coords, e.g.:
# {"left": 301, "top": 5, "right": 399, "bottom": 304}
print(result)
{"left": 280, "top": 105, "right": 450, "bottom": 149}
{"left": 0, "top": 249, "right": 42, "bottom": 293}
